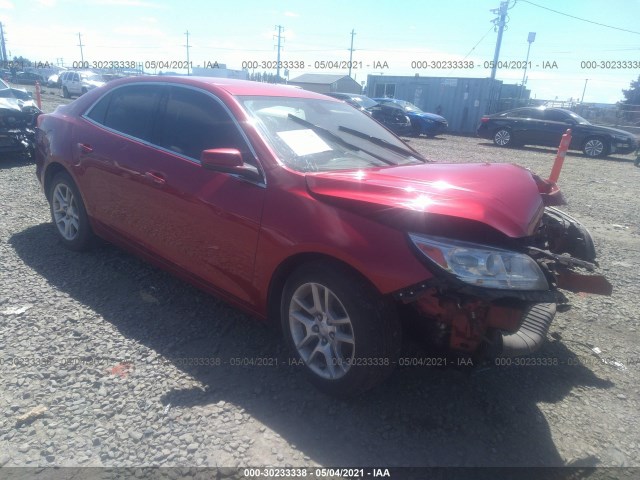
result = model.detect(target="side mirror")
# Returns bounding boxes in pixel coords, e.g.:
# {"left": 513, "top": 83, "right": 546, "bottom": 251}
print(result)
{"left": 201, "top": 148, "right": 243, "bottom": 168}
{"left": 200, "top": 148, "right": 261, "bottom": 182}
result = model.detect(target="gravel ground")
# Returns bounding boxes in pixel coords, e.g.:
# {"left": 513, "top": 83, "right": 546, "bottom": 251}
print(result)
{"left": 0, "top": 92, "right": 639, "bottom": 472}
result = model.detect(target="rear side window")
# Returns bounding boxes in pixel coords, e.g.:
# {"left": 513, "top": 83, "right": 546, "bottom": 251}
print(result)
{"left": 98, "top": 85, "right": 164, "bottom": 141}
{"left": 86, "top": 92, "right": 112, "bottom": 125}
{"left": 156, "top": 86, "right": 248, "bottom": 161}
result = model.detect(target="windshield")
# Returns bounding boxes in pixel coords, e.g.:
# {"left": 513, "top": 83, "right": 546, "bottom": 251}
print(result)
{"left": 352, "top": 96, "right": 378, "bottom": 109}
{"left": 379, "top": 98, "right": 423, "bottom": 113}
{"left": 239, "top": 96, "right": 425, "bottom": 173}
{"left": 397, "top": 100, "right": 423, "bottom": 113}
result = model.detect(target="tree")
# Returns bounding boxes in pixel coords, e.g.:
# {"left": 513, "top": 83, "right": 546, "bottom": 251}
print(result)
{"left": 12, "top": 55, "right": 32, "bottom": 67}
{"left": 621, "top": 75, "right": 640, "bottom": 122}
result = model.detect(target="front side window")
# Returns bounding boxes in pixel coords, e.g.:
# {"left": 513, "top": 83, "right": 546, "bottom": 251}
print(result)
{"left": 544, "top": 109, "right": 572, "bottom": 123}
{"left": 156, "top": 86, "right": 249, "bottom": 161}
{"left": 506, "top": 109, "right": 541, "bottom": 119}
{"left": 240, "top": 96, "right": 424, "bottom": 173}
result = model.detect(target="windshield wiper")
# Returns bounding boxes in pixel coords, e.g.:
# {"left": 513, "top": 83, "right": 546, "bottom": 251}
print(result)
{"left": 337, "top": 125, "right": 426, "bottom": 161}
{"left": 287, "top": 114, "right": 394, "bottom": 165}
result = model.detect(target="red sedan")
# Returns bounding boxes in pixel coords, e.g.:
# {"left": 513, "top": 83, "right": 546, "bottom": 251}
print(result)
{"left": 35, "top": 76, "right": 610, "bottom": 397}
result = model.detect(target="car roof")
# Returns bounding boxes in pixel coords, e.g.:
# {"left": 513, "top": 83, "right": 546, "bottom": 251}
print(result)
{"left": 499, "top": 106, "right": 572, "bottom": 115}
{"left": 104, "top": 76, "right": 338, "bottom": 100}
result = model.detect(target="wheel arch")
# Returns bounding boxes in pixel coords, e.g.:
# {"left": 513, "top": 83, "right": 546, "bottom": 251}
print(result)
{"left": 582, "top": 135, "right": 610, "bottom": 157}
{"left": 266, "top": 252, "right": 383, "bottom": 325}
{"left": 43, "top": 163, "right": 92, "bottom": 216}
{"left": 43, "top": 162, "right": 71, "bottom": 201}
{"left": 494, "top": 125, "right": 512, "bottom": 135}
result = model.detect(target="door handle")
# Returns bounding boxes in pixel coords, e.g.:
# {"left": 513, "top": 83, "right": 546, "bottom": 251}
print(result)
{"left": 77, "top": 143, "right": 93, "bottom": 154}
{"left": 144, "top": 171, "right": 166, "bottom": 185}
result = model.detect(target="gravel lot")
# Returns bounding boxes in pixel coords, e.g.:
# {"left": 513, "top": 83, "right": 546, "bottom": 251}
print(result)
{"left": 1, "top": 91, "right": 639, "bottom": 472}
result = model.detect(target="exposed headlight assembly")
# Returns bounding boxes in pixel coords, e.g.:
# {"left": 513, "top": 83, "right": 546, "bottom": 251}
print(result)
{"left": 409, "top": 233, "right": 549, "bottom": 291}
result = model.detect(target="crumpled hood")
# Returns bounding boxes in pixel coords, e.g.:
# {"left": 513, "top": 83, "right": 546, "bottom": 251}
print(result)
{"left": 305, "top": 162, "right": 545, "bottom": 238}
{"left": 0, "top": 97, "right": 23, "bottom": 113}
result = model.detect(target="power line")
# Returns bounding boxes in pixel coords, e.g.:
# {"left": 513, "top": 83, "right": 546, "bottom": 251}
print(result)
{"left": 519, "top": 0, "right": 640, "bottom": 35}
{"left": 463, "top": 26, "right": 495, "bottom": 60}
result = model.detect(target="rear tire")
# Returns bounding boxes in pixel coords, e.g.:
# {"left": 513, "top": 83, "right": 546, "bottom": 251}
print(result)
{"left": 281, "top": 262, "right": 401, "bottom": 398}
{"left": 493, "top": 128, "right": 512, "bottom": 147}
{"left": 48, "top": 171, "right": 94, "bottom": 251}
{"left": 583, "top": 137, "right": 609, "bottom": 158}
{"left": 62, "top": 86, "right": 70, "bottom": 99}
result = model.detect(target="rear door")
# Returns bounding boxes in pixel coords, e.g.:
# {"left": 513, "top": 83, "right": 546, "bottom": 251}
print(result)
{"left": 501, "top": 108, "right": 543, "bottom": 144}
{"left": 74, "top": 83, "right": 166, "bottom": 238}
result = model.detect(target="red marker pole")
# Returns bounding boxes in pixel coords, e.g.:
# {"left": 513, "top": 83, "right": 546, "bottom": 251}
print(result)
{"left": 548, "top": 128, "right": 572, "bottom": 184}
{"left": 34, "top": 81, "right": 42, "bottom": 110}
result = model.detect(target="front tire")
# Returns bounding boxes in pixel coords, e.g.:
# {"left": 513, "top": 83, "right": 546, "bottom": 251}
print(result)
{"left": 49, "top": 172, "right": 94, "bottom": 251}
{"left": 281, "top": 262, "right": 401, "bottom": 398}
{"left": 583, "top": 137, "right": 609, "bottom": 158}
{"left": 493, "top": 128, "right": 512, "bottom": 147}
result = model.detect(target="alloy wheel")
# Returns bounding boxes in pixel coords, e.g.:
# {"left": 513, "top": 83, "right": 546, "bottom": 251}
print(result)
{"left": 494, "top": 129, "right": 511, "bottom": 146}
{"left": 288, "top": 282, "right": 355, "bottom": 380}
{"left": 584, "top": 138, "right": 604, "bottom": 157}
{"left": 52, "top": 183, "right": 80, "bottom": 241}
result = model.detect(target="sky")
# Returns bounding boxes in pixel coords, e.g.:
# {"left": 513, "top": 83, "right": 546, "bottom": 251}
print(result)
{"left": 1, "top": 0, "right": 639, "bottom": 104}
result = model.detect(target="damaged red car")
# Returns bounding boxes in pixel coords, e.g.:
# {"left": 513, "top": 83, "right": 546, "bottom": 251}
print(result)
{"left": 35, "top": 77, "right": 611, "bottom": 397}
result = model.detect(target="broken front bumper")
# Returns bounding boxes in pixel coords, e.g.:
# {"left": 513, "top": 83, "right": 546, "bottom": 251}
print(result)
{"left": 395, "top": 207, "right": 611, "bottom": 359}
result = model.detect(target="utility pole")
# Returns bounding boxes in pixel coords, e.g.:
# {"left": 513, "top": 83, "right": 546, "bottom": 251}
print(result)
{"left": 348, "top": 29, "right": 356, "bottom": 78}
{"left": 490, "top": 1, "right": 509, "bottom": 82}
{"left": 487, "top": 0, "right": 509, "bottom": 113}
{"left": 184, "top": 30, "right": 191, "bottom": 75}
{"left": 77, "top": 33, "right": 85, "bottom": 64}
{"left": 0, "top": 23, "right": 7, "bottom": 63}
{"left": 274, "top": 25, "right": 284, "bottom": 82}
{"left": 581, "top": 79, "right": 589, "bottom": 103}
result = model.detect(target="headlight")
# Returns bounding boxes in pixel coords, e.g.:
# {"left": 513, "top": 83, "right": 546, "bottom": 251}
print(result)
{"left": 408, "top": 233, "right": 549, "bottom": 291}
{"left": 612, "top": 134, "right": 631, "bottom": 142}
